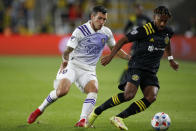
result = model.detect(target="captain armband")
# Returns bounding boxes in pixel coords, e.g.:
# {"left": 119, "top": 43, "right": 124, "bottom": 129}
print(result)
{"left": 168, "top": 56, "right": 174, "bottom": 61}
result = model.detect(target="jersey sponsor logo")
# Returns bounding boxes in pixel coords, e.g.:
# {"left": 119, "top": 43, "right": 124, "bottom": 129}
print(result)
{"left": 132, "top": 74, "right": 139, "bottom": 81}
{"left": 148, "top": 45, "right": 154, "bottom": 52}
{"left": 148, "top": 45, "right": 165, "bottom": 52}
{"left": 85, "top": 45, "right": 102, "bottom": 54}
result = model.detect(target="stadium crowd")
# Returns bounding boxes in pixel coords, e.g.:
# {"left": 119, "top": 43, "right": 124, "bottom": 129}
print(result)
{"left": 0, "top": 0, "right": 110, "bottom": 35}
{"left": 0, "top": 0, "right": 195, "bottom": 36}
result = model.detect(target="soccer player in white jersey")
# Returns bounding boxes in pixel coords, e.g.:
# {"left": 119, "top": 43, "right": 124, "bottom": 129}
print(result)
{"left": 27, "top": 5, "right": 130, "bottom": 127}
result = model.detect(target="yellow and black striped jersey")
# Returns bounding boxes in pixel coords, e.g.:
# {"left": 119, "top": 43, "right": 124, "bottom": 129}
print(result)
{"left": 126, "top": 22, "right": 173, "bottom": 42}
{"left": 126, "top": 22, "right": 174, "bottom": 73}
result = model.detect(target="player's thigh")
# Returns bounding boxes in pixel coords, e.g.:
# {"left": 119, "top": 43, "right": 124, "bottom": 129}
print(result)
{"left": 118, "top": 68, "right": 141, "bottom": 91}
{"left": 140, "top": 71, "right": 160, "bottom": 89}
{"left": 140, "top": 72, "right": 159, "bottom": 102}
{"left": 76, "top": 71, "right": 98, "bottom": 93}
{"left": 55, "top": 64, "right": 76, "bottom": 89}
{"left": 56, "top": 78, "right": 72, "bottom": 97}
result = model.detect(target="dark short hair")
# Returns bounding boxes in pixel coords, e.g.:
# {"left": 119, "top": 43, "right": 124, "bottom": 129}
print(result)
{"left": 154, "top": 6, "right": 172, "bottom": 18}
{"left": 91, "top": 5, "right": 107, "bottom": 15}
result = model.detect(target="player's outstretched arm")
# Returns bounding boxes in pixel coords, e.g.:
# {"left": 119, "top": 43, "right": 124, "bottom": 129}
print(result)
{"left": 165, "top": 43, "right": 179, "bottom": 71}
{"left": 101, "top": 36, "right": 129, "bottom": 66}
{"left": 116, "top": 49, "right": 131, "bottom": 61}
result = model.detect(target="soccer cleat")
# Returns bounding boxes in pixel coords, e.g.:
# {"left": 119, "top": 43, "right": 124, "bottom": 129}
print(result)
{"left": 27, "top": 108, "right": 42, "bottom": 124}
{"left": 110, "top": 116, "right": 128, "bottom": 130}
{"left": 75, "top": 119, "right": 86, "bottom": 127}
{"left": 85, "top": 109, "right": 98, "bottom": 128}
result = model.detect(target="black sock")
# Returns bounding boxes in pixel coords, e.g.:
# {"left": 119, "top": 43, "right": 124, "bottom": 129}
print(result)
{"left": 117, "top": 98, "right": 151, "bottom": 118}
{"left": 95, "top": 93, "right": 126, "bottom": 115}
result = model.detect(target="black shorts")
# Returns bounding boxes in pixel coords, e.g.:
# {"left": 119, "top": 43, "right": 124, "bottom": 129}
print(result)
{"left": 118, "top": 68, "right": 160, "bottom": 91}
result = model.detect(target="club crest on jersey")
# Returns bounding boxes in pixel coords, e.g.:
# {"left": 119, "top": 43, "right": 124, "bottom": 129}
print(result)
{"left": 101, "top": 38, "right": 105, "bottom": 44}
{"left": 132, "top": 74, "right": 139, "bottom": 81}
{"left": 164, "top": 36, "right": 169, "bottom": 44}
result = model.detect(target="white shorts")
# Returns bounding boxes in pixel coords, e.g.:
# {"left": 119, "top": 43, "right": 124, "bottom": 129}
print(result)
{"left": 55, "top": 60, "right": 98, "bottom": 92}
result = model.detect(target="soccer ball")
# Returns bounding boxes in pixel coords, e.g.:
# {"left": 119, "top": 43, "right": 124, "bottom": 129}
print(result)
{"left": 151, "top": 112, "right": 171, "bottom": 130}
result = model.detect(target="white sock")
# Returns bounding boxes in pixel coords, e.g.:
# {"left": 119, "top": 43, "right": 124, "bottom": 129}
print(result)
{"left": 80, "top": 92, "right": 97, "bottom": 120}
{"left": 38, "top": 90, "right": 58, "bottom": 112}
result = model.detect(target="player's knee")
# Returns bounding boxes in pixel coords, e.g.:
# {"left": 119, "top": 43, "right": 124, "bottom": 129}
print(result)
{"left": 90, "top": 86, "right": 98, "bottom": 93}
{"left": 124, "top": 92, "right": 135, "bottom": 101}
{"left": 84, "top": 81, "right": 98, "bottom": 93}
{"left": 85, "top": 87, "right": 98, "bottom": 94}
{"left": 56, "top": 79, "right": 71, "bottom": 97}
{"left": 145, "top": 95, "right": 157, "bottom": 103}
{"left": 57, "top": 86, "right": 69, "bottom": 97}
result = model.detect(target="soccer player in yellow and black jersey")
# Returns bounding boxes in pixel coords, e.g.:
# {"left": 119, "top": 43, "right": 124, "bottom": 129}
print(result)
{"left": 86, "top": 6, "right": 179, "bottom": 130}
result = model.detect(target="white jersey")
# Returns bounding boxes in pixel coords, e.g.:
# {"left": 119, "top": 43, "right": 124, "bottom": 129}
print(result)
{"left": 67, "top": 21, "right": 115, "bottom": 66}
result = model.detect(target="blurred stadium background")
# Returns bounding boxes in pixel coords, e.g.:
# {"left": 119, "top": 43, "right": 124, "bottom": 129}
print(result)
{"left": 0, "top": 0, "right": 196, "bottom": 60}
{"left": 0, "top": 0, "right": 196, "bottom": 131}
{"left": 0, "top": 0, "right": 196, "bottom": 34}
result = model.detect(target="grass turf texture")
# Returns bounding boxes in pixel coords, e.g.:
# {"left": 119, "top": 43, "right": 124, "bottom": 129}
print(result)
{"left": 0, "top": 56, "right": 196, "bottom": 131}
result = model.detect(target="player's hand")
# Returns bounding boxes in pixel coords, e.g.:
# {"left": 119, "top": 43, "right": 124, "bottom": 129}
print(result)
{"left": 101, "top": 55, "right": 113, "bottom": 66}
{"left": 127, "top": 55, "right": 131, "bottom": 61}
{"left": 59, "top": 61, "right": 68, "bottom": 73}
{"left": 169, "top": 60, "right": 179, "bottom": 71}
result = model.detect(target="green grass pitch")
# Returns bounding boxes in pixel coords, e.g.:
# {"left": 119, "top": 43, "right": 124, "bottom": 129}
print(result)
{"left": 0, "top": 56, "right": 196, "bottom": 131}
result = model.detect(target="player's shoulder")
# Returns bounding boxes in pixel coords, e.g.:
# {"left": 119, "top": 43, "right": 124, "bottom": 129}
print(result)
{"left": 74, "top": 22, "right": 91, "bottom": 37}
{"left": 101, "top": 26, "right": 112, "bottom": 33}
{"left": 141, "top": 22, "right": 156, "bottom": 36}
{"left": 77, "top": 22, "right": 89, "bottom": 30}
{"left": 73, "top": 26, "right": 83, "bottom": 35}
{"left": 100, "top": 26, "right": 113, "bottom": 36}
